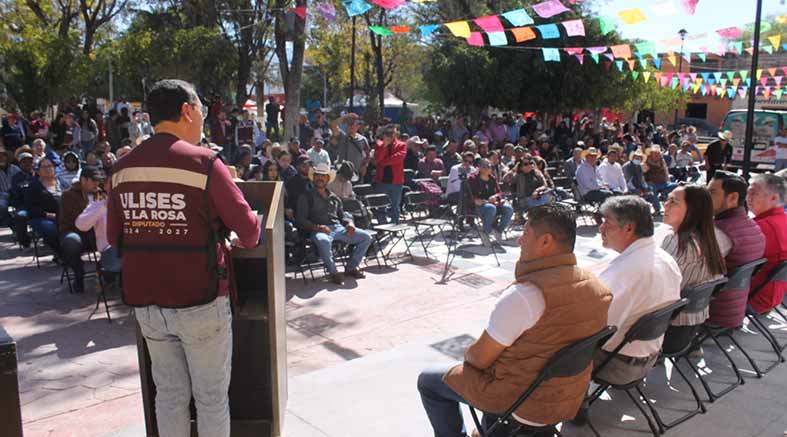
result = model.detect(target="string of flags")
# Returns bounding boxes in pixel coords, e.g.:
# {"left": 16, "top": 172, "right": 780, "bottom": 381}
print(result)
{"left": 633, "top": 65, "right": 787, "bottom": 101}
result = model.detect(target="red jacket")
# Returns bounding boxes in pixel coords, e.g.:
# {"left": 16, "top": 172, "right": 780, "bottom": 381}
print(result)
{"left": 373, "top": 139, "right": 406, "bottom": 185}
{"left": 750, "top": 207, "right": 787, "bottom": 313}
{"left": 108, "top": 133, "right": 260, "bottom": 307}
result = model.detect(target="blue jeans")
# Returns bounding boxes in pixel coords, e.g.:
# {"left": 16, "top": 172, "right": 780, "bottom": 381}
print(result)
{"left": 29, "top": 217, "right": 59, "bottom": 252}
{"left": 375, "top": 183, "right": 404, "bottom": 224}
{"left": 478, "top": 203, "right": 514, "bottom": 234}
{"left": 0, "top": 192, "right": 10, "bottom": 227}
{"left": 101, "top": 246, "right": 122, "bottom": 273}
{"left": 775, "top": 158, "right": 787, "bottom": 172}
{"left": 652, "top": 181, "right": 678, "bottom": 197}
{"left": 311, "top": 224, "right": 373, "bottom": 275}
{"left": 60, "top": 232, "right": 95, "bottom": 285}
{"left": 135, "top": 296, "right": 233, "bottom": 437}
{"left": 417, "top": 363, "right": 498, "bottom": 437}
{"left": 516, "top": 194, "right": 553, "bottom": 213}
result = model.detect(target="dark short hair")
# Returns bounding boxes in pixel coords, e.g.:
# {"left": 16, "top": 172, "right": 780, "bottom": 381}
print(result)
{"left": 711, "top": 170, "right": 747, "bottom": 207}
{"left": 599, "top": 195, "right": 654, "bottom": 238}
{"left": 462, "top": 151, "right": 475, "bottom": 160}
{"left": 146, "top": 79, "right": 199, "bottom": 126}
{"left": 527, "top": 204, "right": 577, "bottom": 250}
{"left": 425, "top": 145, "right": 437, "bottom": 154}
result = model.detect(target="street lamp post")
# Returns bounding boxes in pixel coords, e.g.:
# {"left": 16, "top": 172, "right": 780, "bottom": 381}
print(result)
{"left": 673, "top": 28, "right": 688, "bottom": 129}
{"left": 742, "top": 0, "right": 764, "bottom": 179}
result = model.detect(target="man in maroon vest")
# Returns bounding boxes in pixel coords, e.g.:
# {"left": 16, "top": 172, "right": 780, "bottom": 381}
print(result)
{"left": 707, "top": 171, "right": 765, "bottom": 327}
{"left": 417, "top": 205, "right": 611, "bottom": 436}
{"left": 108, "top": 79, "right": 260, "bottom": 437}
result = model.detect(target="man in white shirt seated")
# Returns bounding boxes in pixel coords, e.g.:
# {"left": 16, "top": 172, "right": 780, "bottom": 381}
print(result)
{"left": 597, "top": 145, "right": 627, "bottom": 194}
{"left": 445, "top": 151, "right": 476, "bottom": 205}
{"left": 575, "top": 147, "right": 614, "bottom": 204}
{"left": 75, "top": 180, "right": 122, "bottom": 284}
{"left": 596, "top": 195, "right": 682, "bottom": 384}
{"left": 417, "top": 205, "right": 612, "bottom": 436}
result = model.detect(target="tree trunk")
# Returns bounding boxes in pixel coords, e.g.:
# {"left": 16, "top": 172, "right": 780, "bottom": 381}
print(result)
{"left": 274, "top": 0, "right": 307, "bottom": 141}
{"left": 83, "top": 30, "right": 95, "bottom": 55}
{"left": 236, "top": 51, "right": 251, "bottom": 108}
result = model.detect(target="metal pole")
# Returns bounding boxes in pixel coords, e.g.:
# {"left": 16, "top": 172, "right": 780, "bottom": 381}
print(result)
{"left": 743, "top": 0, "right": 764, "bottom": 180}
{"left": 349, "top": 16, "right": 357, "bottom": 112}
{"left": 673, "top": 38, "right": 685, "bottom": 129}
{"left": 108, "top": 59, "right": 114, "bottom": 104}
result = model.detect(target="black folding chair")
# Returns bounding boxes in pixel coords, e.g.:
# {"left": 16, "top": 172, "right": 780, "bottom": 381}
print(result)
{"left": 353, "top": 183, "right": 374, "bottom": 199}
{"left": 696, "top": 258, "right": 767, "bottom": 399}
{"left": 438, "top": 176, "right": 449, "bottom": 192}
{"left": 405, "top": 191, "right": 452, "bottom": 258}
{"left": 90, "top": 260, "right": 120, "bottom": 323}
{"left": 639, "top": 279, "right": 727, "bottom": 433}
{"left": 569, "top": 181, "right": 601, "bottom": 226}
{"left": 470, "top": 326, "right": 617, "bottom": 437}
{"left": 342, "top": 198, "right": 385, "bottom": 269}
{"left": 363, "top": 193, "right": 412, "bottom": 266}
{"left": 746, "top": 260, "right": 787, "bottom": 365}
{"left": 588, "top": 298, "right": 689, "bottom": 437}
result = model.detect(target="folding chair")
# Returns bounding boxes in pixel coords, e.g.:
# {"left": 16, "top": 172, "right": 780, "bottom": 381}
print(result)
{"left": 587, "top": 298, "right": 689, "bottom": 437}
{"left": 61, "top": 250, "right": 100, "bottom": 294}
{"left": 363, "top": 193, "right": 412, "bottom": 266}
{"left": 569, "top": 182, "right": 601, "bottom": 225}
{"left": 342, "top": 198, "right": 385, "bottom": 268}
{"left": 695, "top": 259, "right": 768, "bottom": 400}
{"left": 639, "top": 279, "right": 727, "bottom": 433}
{"left": 353, "top": 183, "right": 374, "bottom": 199}
{"left": 745, "top": 260, "right": 787, "bottom": 365}
{"left": 470, "top": 326, "right": 617, "bottom": 437}
{"left": 438, "top": 176, "right": 450, "bottom": 192}
{"left": 90, "top": 259, "right": 120, "bottom": 323}
{"left": 405, "top": 191, "right": 452, "bottom": 258}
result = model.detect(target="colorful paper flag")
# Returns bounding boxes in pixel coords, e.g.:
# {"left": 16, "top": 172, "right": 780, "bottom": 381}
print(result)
{"left": 756, "top": 69, "right": 763, "bottom": 80}
{"left": 419, "top": 25, "right": 440, "bottom": 37}
{"left": 369, "top": 26, "right": 393, "bottom": 36}
{"left": 542, "top": 47, "right": 561, "bottom": 62}
{"left": 776, "top": 89, "right": 784, "bottom": 100}
{"left": 697, "top": 53, "right": 706, "bottom": 62}
{"left": 487, "top": 31, "right": 508, "bottom": 46}
{"left": 610, "top": 44, "right": 631, "bottom": 59}
{"left": 445, "top": 21, "right": 471, "bottom": 38}
{"left": 768, "top": 68, "right": 777, "bottom": 77}
{"left": 575, "top": 55, "right": 584, "bottom": 64}
{"left": 467, "top": 32, "right": 485, "bottom": 46}
{"left": 561, "top": 19, "right": 585, "bottom": 37}
{"left": 502, "top": 9, "right": 534, "bottom": 26}
{"left": 317, "top": 2, "right": 337, "bottom": 21}
{"left": 627, "top": 59, "right": 636, "bottom": 70}
{"left": 474, "top": 15, "right": 504, "bottom": 33}
{"left": 604, "top": 53, "right": 615, "bottom": 62}
{"left": 618, "top": 8, "right": 647, "bottom": 24}
{"left": 769, "top": 35, "right": 781, "bottom": 50}
{"left": 372, "top": 0, "right": 405, "bottom": 9}
{"left": 667, "top": 55, "right": 677, "bottom": 66}
{"left": 635, "top": 41, "right": 657, "bottom": 57}
{"left": 536, "top": 23, "right": 561, "bottom": 39}
{"left": 598, "top": 16, "right": 616, "bottom": 34}
{"left": 564, "top": 47, "right": 584, "bottom": 55}
{"left": 653, "top": 58, "right": 662, "bottom": 69}
{"left": 716, "top": 27, "right": 741, "bottom": 38}
{"left": 533, "top": 0, "right": 570, "bottom": 18}
{"left": 590, "top": 53, "right": 599, "bottom": 63}
{"left": 615, "top": 60, "right": 624, "bottom": 71}
{"left": 511, "top": 27, "right": 537, "bottom": 42}
{"left": 777, "top": 76, "right": 784, "bottom": 87}
{"left": 739, "top": 70, "right": 749, "bottom": 81}
{"left": 343, "top": 0, "right": 372, "bottom": 17}
{"left": 390, "top": 25, "right": 410, "bottom": 33}
{"left": 632, "top": 71, "right": 640, "bottom": 80}
{"left": 643, "top": 71, "right": 651, "bottom": 82}
{"left": 763, "top": 46, "right": 774, "bottom": 55}
{"left": 291, "top": 6, "right": 307, "bottom": 19}
{"left": 681, "top": 0, "right": 699, "bottom": 15}
{"left": 587, "top": 46, "right": 608, "bottom": 54}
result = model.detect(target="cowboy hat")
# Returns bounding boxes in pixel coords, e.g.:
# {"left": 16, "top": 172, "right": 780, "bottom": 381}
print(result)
{"left": 581, "top": 147, "right": 600, "bottom": 158}
{"left": 407, "top": 136, "right": 428, "bottom": 146}
{"left": 644, "top": 146, "right": 662, "bottom": 156}
{"left": 309, "top": 162, "right": 336, "bottom": 183}
{"left": 718, "top": 130, "right": 733, "bottom": 141}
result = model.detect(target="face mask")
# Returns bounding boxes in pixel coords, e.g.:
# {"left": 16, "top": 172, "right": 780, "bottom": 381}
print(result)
{"left": 632, "top": 159, "right": 641, "bottom": 165}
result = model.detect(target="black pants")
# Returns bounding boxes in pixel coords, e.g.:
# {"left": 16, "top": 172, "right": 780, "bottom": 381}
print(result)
{"left": 584, "top": 189, "right": 614, "bottom": 204}
{"left": 60, "top": 232, "right": 96, "bottom": 289}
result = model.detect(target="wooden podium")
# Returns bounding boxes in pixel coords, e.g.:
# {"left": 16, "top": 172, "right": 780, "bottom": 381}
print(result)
{"left": 136, "top": 181, "right": 287, "bottom": 437}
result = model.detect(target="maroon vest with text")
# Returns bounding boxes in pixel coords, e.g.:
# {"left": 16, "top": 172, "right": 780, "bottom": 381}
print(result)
{"left": 110, "top": 133, "right": 225, "bottom": 308}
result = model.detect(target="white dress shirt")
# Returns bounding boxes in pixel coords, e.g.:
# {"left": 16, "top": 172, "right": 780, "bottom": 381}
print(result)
{"left": 75, "top": 199, "right": 108, "bottom": 251}
{"left": 446, "top": 163, "right": 475, "bottom": 196}
{"left": 599, "top": 237, "right": 682, "bottom": 357}
{"left": 598, "top": 159, "right": 627, "bottom": 193}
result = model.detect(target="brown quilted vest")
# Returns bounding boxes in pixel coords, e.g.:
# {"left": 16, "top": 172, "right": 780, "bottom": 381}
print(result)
{"left": 444, "top": 253, "right": 612, "bottom": 425}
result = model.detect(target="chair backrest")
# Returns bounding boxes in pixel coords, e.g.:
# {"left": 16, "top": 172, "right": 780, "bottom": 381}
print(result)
{"left": 364, "top": 193, "right": 391, "bottom": 210}
{"left": 682, "top": 278, "right": 728, "bottom": 314}
{"left": 495, "top": 326, "right": 617, "bottom": 430}
{"left": 723, "top": 258, "right": 767, "bottom": 291}
{"left": 412, "top": 178, "right": 433, "bottom": 186}
{"left": 751, "top": 260, "right": 787, "bottom": 297}
{"left": 342, "top": 198, "right": 364, "bottom": 215}
{"left": 553, "top": 176, "right": 571, "bottom": 189}
{"left": 621, "top": 298, "right": 689, "bottom": 344}
{"left": 405, "top": 191, "right": 431, "bottom": 207}
{"left": 404, "top": 168, "right": 415, "bottom": 184}
{"left": 353, "top": 184, "right": 374, "bottom": 199}
{"left": 438, "top": 176, "right": 449, "bottom": 191}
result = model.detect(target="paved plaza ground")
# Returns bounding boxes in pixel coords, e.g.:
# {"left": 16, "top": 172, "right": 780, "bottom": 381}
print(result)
{"left": 1, "top": 222, "right": 787, "bottom": 437}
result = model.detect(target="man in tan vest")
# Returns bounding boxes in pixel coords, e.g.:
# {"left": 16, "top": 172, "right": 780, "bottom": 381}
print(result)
{"left": 417, "top": 204, "right": 612, "bottom": 437}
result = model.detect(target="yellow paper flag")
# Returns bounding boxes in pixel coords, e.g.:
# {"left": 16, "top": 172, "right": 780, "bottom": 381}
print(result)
{"left": 618, "top": 8, "right": 647, "bottom": 24}
{"left": 643, "top": 71, "right": 651, "bottom": 82}
{"left": 692, "top": 84, "right": 700, "bottom": 93}
{"left": 768, "top": 35, "right": 781, "bottom": 50}
{"left": 667, "top": 55, "right": 677, "bottom": 66}
{"left": 445, "top": 21, "right": 471, "bottom": 38}
{"left": 757, "top": 69, "right": 763, "bottom": 80}
{"left": 777, "top": 15, "right": 787, "bottom": 24}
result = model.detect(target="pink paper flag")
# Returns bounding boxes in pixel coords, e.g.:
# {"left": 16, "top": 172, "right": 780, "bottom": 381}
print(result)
{"left": 776, "top": 76, "right": 783, "bottom": 86}
{"left": 564, "top": 47, "right": 584, "bottom": 55}
{"left": 610, "top": 44, "right": 632, "bottom": 59}
{"left": 575, "top": 54, "right": 585, "bottom": 64}
{"left": 467, "top": 32, "right": 485, "bottom": 46}
{"left": 717, "top": 27, "right": 741, "bottom": 38}
{"left": 690, "top": 73, "right": 697, "bottom": 81}
{"left": 372, "top": 0, "right": 405, "bottom": 9}
{"left": 761, "top": 77, "right": 769, "bottom": 86}
{"left": 783, "top": 67, "right": 787, "bottom": 76}
{"left": 474, "top": 15, "right": 504, "bottom": 33}
{"left": 681, "top": 0, "right": 699, "bottom": 15}
{"left": 532, "top": 0, "right": 570, "bottom": 18}
{"left": 317, "top": 2, "right": 337, "bottom": 21}
{"left": 660, "top": 76, "right": 670, "bottom": 87}
{"left": 561, "top": 19, "right": 585, "bottom": 37}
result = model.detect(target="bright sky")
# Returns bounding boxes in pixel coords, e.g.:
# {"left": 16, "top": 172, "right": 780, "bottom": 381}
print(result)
{"left": 594, "top": 0, "right": 787, "bottom": 52}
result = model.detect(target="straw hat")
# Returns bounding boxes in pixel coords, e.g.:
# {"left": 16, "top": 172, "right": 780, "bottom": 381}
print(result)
{"left": 309, "top": 162, "right": 336, "bottom": 183}
{"left": 581, "top": 147, "right": 600, "bottom": 158}
{"left": 718, "top": 130, "right": 733, "bottom": 141}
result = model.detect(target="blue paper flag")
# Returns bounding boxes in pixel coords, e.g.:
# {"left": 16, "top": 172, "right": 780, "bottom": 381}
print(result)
{"left": 488, "top": 31, "right": 508, "bottom": 46}
{"left": 728, "top": 87, "right": 736, "bottom": 99}
{"left": 542, "top": 47, "right": 561, "bottom": 62}
{"left": 700, "top": 72, "right": 710, "bottom": 81}
{"left": 652, "top": 58, "right": 661, "bottom": 69}
{"left": 783, "top": 44, "right": 787, "bottom": 52}
{"left": 708, "top": 79, "right": 716, "bottom": 86}
{"left": 590, "top": 53, "right": 599, "bottom": 63}
{"left": 502, "top": 9, "right": 534, "bottom": 26}
{"left": 536, "top": 23, "right": 560, "bottom": 40}
{"left": 419, "top": 24, "right": 440, "bottom": 37}
{"left": 615, "top": 60, "right": 624, "bottom": 71}
{"left": 343, "top": 0, "right": 372, "bottom": 17}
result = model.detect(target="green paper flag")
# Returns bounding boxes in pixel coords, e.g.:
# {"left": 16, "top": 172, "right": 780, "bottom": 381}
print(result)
{"left": 590, "top": 53, "right": 599, "bottom": 63}
{"left": 632, "top": 71, "right": 640, "bottom": 80}
{"left": 726, "top": 71, "right": 735, "bottom": 81}
{"left": 775, "top": 89, "right": 784, "bottom": 100}
{"left": 720, "top": 78, "right": 728, "bottom": 87}
{"left": 698, "top": 53, "right": 706, "bottom": 62}
{"left": 635, "top": 41, "right": 657, "bottom": 58}
{"left": 369, "top": 26, "right": 393, "bottom": 36}
{"left": 599, "top": 16, "right": 616, "bottom": 34}
{"left": 739, "top": 70, "right": 749, "bottom": 81}
{"left": 764, "top": 46, "right": 774, "bottom": 54}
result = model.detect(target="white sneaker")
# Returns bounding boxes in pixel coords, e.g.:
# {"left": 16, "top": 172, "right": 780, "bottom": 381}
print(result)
{"left": 493, "top": 230, "right": 503, "bottom": 243}
{"left": 479, "top": 232, "right": 492, "bottom": 247}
